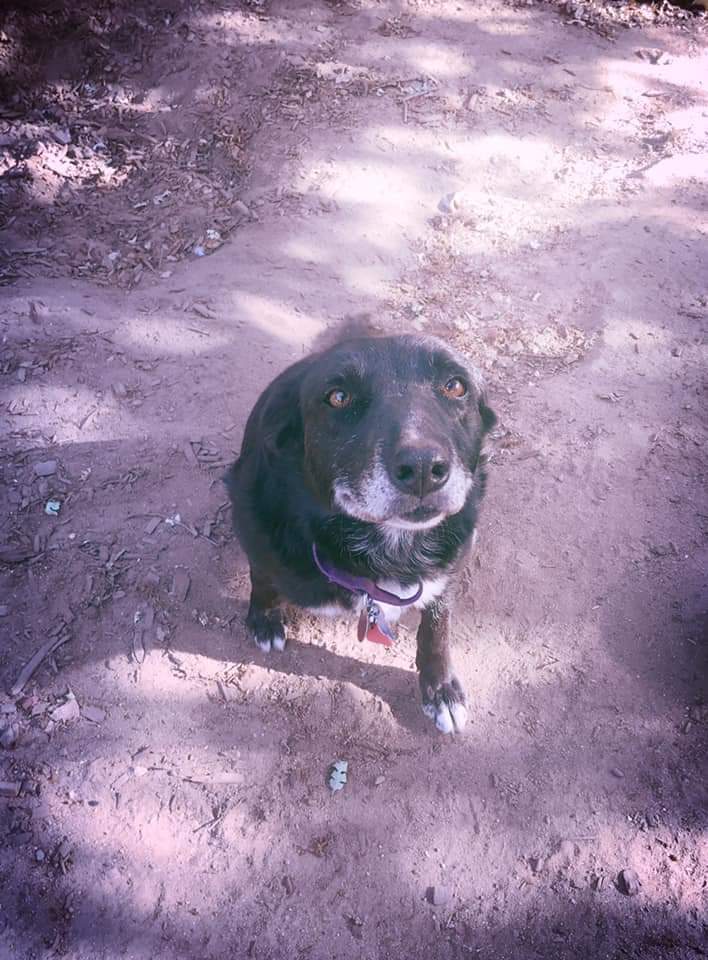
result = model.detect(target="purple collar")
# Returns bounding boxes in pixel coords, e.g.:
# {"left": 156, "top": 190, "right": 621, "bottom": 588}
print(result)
{"left": 311, "top": 543, "right": 422, "bottom": 606}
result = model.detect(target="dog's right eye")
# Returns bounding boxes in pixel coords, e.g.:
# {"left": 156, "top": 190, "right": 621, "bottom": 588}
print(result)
{"left": 325, "top": 388, "right": 352, "bottom": 409}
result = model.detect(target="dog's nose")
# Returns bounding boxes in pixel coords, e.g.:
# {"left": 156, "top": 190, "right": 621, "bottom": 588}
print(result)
{"left": 392, "top": 446, "right": 450, "bottom": 497}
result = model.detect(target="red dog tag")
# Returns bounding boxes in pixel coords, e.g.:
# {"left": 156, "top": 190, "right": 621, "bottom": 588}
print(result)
{"left": 357, "top": 598, "right": 395, "bottom": 646}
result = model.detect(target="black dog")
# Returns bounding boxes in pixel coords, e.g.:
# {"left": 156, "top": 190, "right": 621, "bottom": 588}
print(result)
{"left": 225, "top": 332, "right": 495, "bottom": 734}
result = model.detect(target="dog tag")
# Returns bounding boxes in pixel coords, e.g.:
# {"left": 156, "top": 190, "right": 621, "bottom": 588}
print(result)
{"left": 357, "top": 597, "right": 395, "bottom": 647}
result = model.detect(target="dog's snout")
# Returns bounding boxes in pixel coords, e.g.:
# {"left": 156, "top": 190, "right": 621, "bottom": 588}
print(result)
{"left": 392, "top": 445, "right": 450, "bottom": 497}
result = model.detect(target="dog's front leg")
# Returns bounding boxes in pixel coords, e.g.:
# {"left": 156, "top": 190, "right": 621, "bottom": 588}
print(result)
{"left": 416, "top": 596, "right": 467, "bottom": 734}
{"left": 246, "top": 568, "right": 286, "bottom": 653}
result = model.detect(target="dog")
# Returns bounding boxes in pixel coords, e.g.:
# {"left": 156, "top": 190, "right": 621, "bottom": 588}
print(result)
{"left": 225, "top": 330, "right": 495, "bottom": 734}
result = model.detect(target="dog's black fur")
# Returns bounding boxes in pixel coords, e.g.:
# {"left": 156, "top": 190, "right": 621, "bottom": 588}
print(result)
{"left": 225, "top": 331, "right": 495, "bottom": 733}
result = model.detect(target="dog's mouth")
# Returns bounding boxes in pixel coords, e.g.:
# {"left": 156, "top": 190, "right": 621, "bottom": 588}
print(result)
{"left": 382, "top": 503, "right": 446, "bottom": 531}
{"left": 401, "top": 504, "right": 440, "bottom": 523}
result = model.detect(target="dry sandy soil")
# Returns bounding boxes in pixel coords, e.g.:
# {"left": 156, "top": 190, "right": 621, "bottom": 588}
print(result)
{"left": 1, "top": 1, "right": 707, "bottom": 958}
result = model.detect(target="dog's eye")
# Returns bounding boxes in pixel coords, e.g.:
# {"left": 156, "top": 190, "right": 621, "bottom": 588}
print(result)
{"left": 325, "top": 388, "right": 352, "bottom": 409}
{"left": 442, "top": 377, "right": 467, "bottom": 399}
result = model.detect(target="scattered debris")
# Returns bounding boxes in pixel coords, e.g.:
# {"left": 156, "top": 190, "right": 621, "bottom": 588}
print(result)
{"left": 328, "top": 760, "right": 348, "bottom": 792}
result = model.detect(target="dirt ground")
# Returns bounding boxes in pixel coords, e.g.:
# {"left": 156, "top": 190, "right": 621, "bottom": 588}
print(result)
{"left": 1, "top": 1, "right": 707, "bottom": 958}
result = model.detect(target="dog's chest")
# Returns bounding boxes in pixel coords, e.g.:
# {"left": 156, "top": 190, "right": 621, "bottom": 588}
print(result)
{"left": 308, "top": 575, "right": 447, "bottom": 622}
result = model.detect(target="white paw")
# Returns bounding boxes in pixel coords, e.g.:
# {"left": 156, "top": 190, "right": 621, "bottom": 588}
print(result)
{"left": 421, "top": 679, "right": 468, "bottom": 734}
{"left": 254, "top": 630, "right": 286, "bottom": 653}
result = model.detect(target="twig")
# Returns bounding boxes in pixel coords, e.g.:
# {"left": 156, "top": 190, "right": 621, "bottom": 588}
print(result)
{"left": 10, "top": 632, "right": 70, "bottom": 697}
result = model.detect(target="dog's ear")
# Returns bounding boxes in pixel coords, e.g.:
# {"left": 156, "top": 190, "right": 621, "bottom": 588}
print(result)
{"left": 239, "top": 362, "right": 308, "bottom": 460}
{"left": 260, "top": 376, "right": 303, "bottom": 455}
{"left": 479, "top": 394, "right": 497, "bottom": 432}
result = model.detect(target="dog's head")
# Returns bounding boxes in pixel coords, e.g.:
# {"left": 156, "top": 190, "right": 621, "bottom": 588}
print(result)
{"left": 283, "top": 334, "right": 496, "bottom": 531}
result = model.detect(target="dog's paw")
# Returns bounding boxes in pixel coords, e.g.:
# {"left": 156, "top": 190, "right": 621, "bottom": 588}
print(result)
{"left": 247, "top": 610, "right": 286, "bottom": 653}
{"left": 420, "top": 675, "right": 467, "bottom": 734}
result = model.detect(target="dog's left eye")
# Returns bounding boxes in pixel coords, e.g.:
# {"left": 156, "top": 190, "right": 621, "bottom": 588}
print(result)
{"left": 325, "top": 388, "right": 352, "bottom": 409}
{"left": 441, "top": 377, "right": 467, "bottom": 399}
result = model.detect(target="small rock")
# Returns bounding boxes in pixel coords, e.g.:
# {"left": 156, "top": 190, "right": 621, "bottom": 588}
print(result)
{"left": 81, "top": 705, "right": 106, "bottom": 724}
{"left": 50, "top": 693, "right": 80, "bottom": 724}
{"left": 234, "top": 199, "right": 250, "bottom": 217}
{"left": 617, "top": 868, "right": 641, "bottom": 896}
{"left": 0, "top": 780, "right": 21, "bottom": 798}
{"left": 54, "top": 128, "right": 72, "bottom": 145}
{"left": 282, "top": 875, "right": 295, "bottom": 895}
{"left": 0, "top": 605, "right": 8, "bottom": 617}
{"left": 112, "top": 382, "right": 128, "bottom": 399}
{"left": 427, "top": 885, "right": 451, "bottom": 906}
{"left": 374, "top": 775, "right": 386, "bottom": 786}
{"left": 29, "top": 300, "right": 50, "bottom": 323}
{"left": 610, "top": 767, "right": 625, "bottom": 779}
{"left": 0, "top": 724, "right": 19, "bottom": 750}
{"left": 34, "top": 460, "right": 57, "bottom": 478}
{"left": 35, "top": 849, "right": 46, "bottom": 863}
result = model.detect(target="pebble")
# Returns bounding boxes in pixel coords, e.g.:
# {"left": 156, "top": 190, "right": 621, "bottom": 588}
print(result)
{"left": 81, "top": 705, "right": 106, "bottom": 724}
{"left": 0, "top": 724, "right": 19, "bottom": 750}
{"left": 610, "top": 767, "right": 625, "bottom": 779}
{"left": 428, "top": 884, "right": 451, "bottom": 906}
{"left": 0, "top": 780, "right": 21, "bottom": 798}
{"left": 34, "top": 460, "right": 57, "bottom": 478}
{"left": 35, "top": 849, "right": 46, "bottom": 863}
{"left": 617, "top": 868, "right": 641, "bottom": 896}
{"left": 112, "top": 382, "right": 128, "bottom": 399}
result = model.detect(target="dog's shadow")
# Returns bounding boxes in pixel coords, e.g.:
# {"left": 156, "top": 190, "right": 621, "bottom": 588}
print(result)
{"left": 187, "top": 603, "right": 431, "bottom": 736}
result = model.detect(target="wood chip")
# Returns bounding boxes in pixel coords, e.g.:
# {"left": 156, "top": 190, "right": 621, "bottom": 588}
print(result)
{"left": 144, "top": 516, "right": 162, "bottom": 535}
{"left": 171, "top": 567, "right": 191, "bottom": 603}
